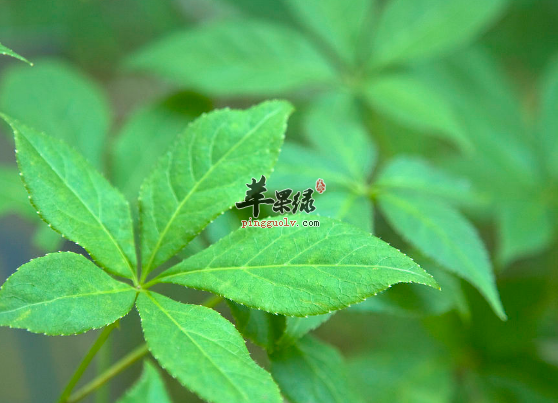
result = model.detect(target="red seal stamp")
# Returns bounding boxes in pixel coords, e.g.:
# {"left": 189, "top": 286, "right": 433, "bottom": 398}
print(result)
{"left": 315, "top": 178, "right": 326, "bottom": 194}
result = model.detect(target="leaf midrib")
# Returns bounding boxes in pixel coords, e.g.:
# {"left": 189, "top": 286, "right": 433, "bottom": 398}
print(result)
{"left": 19, "top": 132, "right": 136, "bottom": 279}
{"left": 161, "top": 264, "right": 430, "bottom": 282}
{"left": 144, "top": 106, "right": 282, "bottom": 272}
{"left": 380, "top": 193, "right": 492, "bottom": 292}
{"left": 0, "top": 288, "right": 134, "bottom": 315}
{"left": 144, "top": 293, "right": 249, "bottom": 400}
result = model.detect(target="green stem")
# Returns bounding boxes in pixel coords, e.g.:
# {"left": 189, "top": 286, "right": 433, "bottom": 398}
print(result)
{"left": 57, "top": 322, "right": 118, "bottom": 403}
{"left": 142, "top": 276, "right": 160, "bottom": 289}
{"left": 67, "top": 344, "right": 149, "bottom": 403}
{"left": 94, "top": 338, "right": 111, "bottom": 403}
{"left": 202, "top": 294, "right": 223, "bottom": 309}
{"left": 63, "top": 294, "right": 222, "bottom": 403}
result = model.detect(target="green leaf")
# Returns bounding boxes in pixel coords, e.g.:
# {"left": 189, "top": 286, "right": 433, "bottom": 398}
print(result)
{"left": 497, "top": 199, "right": 554, "bottom": 265}
{"left": 228, "top": 301, "right": 332, "bottom": 351}
{"left": 139, "top": 100, "right": 292, "bottom": 276}
{"left": 126, "top": 19, "right": 336, "bottom": 96}
{"left": 270, "top": 336, "right": 362, "bottom": 403}
{"left": 0, "top": 42, "right": 32, "bottom": 65}
{"left": 158, "top": 215, "right": 438, "bottom": 316}
{"left": 304, "top": 91, "right": 376, "bottom": 183}
{"left": 218, "top": 221, "right": 290, "bottom": 353}
{"left": 0, "top": 166, "right": 34, "bottom": 219}
{"left": 116, "top": 361, "right": 172, "bottom": 403}
{"left": 284, "top": 0, "right": 374, "bottom": 65}
{"left": 136, "top": 292, "right": 282, "bottom": 403}
{"left": 0, "top": 252, "right": 136, "bottom": 335}
{"left": 227, "top": 301, "right": 286, "bottom": 351}
{"left": 376, "top": 156, "right": 472, "bottom": 204}
{"left": 4, "top": 116, "right": 137, "bottom": 279}
{"left": 271, "top": 92, "right": 375, "bottom": 233}
{"left": 377, "top": 191, "right": 505, "bottom": 319}
{"left": 371, "top": 0, "right": 507, "bottom": 67}
{"left": 0, "top": 60, "right": 110, "bottom": 169}
{"left": 112, "top": 92, "right": 211, "bottom": 200}
{"left": 316, "top": 191, "right": 374, "bottom": 233}
{"left": 363, "top": 73, "right": 470, "bottom": 150}
{"left": 410, "top": 47, "right": 523, "bottom": 139}
{"left": 272, "top": 143, "right": 359, "bottom": 192}
{"left": 272, "top": 93, "right": 374, "bottom": 197}
{"left": 272, "top": 150, "right": 375, "bottom": 233}
{"left": 539, "top": 55, "right": 558, "bottom": 179}
{"left": 350, "top": 263, "right": 468, "bottom": 317}
{"left": 278, "top": 314, "right": 334, "bottom": 347}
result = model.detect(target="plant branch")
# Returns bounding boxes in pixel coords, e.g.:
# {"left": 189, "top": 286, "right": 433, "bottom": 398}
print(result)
{"left": 67, "top": 344, "right": 149, "bottom": 403}
{"left": 57, "top": 322, "right": 118, "bottom": 403}
{"left": 94, "top": 337, "right": 112, "bottom": 403}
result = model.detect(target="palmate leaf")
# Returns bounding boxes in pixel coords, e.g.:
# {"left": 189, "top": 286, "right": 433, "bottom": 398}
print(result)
{"left": 157, "top": 215, "right": 438, "bottom": 316}
{"left": 2, "top": 116, "right": 137, "bottom": 279}
{"left": 0, "top": 252, "right": 136, "bottom": 335}
{"left": 126, "top": 19, "right": 336, "bottom": 96}
{"left": 412, "top": 48, "right": 549, "bottom": 266}
{"left": 139, "top": 100, "right": 292, "bottom": 276}
{"left": 370, "top": 0, "right": 507, "bottom": 67}
{"left": 363, "top": 73, "right": 471, "bottom": 150}
{"left": 0, "top": 42, "right": 32, "bottom": 65}
{"left": 270, "top": 336, "right": 362, "bottom": 403}
{"left": 284, "top": 0, "right": 374, "bottom": 65}
{"left": 116, "top": 361, "right": 172, "bottom": 403}
{"left": 0, "top": 60, "right": 110, "bottom": 169}
{"left": 377, "top": 191, "right": 506, "bottom": 319}
{"left": 136, "top": 292, "right": 281, "bottom": 403}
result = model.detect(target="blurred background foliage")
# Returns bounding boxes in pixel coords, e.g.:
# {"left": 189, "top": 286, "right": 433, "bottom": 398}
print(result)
{"left": 0, "top": 0, "right": 557, "bottom": 402}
